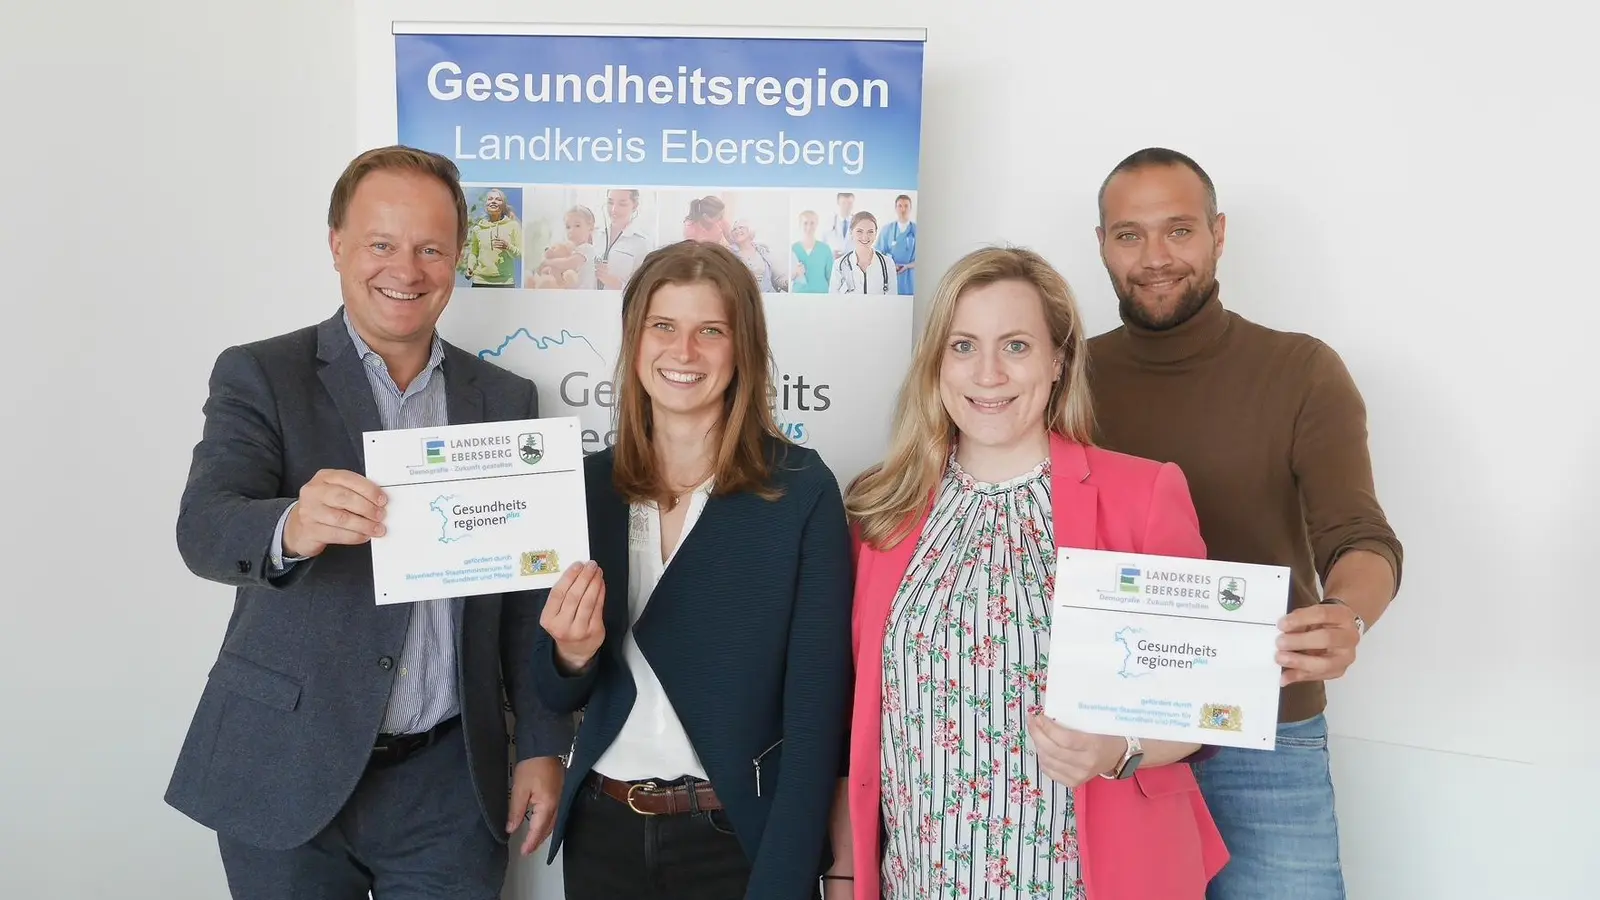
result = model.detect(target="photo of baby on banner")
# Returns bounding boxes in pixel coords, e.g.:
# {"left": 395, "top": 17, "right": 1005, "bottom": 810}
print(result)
{"left": 457, "top": 186, "right": 524, "bottom": 288}
{"left": 520, "top": 187, "right": 662, "bottom": 291}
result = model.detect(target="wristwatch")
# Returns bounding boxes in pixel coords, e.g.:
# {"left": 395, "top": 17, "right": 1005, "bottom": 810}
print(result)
{"left": 1320, "top": 596, "right": 1366, "bottom": 636}
{"left": 1101, "top": 736, "right": 1144, "bottom": 780}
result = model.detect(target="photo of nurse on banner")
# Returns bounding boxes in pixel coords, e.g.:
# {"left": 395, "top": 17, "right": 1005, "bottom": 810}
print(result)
{"left": 521, "top": 187, "right": 661, "bottom": 291}
{"left": 788, "top": 188, "right": 917, "bottom": 296}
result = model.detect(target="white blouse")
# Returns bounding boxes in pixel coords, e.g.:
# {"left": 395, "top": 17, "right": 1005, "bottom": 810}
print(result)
{"left": 589, "top": 484, "right": 712, "bottom": 781}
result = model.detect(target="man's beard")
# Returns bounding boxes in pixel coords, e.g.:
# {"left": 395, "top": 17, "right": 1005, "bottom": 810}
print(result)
{"left": 1116, "top": 274, "right": 1217, "bottom": 331}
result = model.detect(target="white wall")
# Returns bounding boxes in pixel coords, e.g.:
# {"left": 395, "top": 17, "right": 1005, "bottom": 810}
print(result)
{"left": 2, "top": 1, "right": 1593, "bottom": 897}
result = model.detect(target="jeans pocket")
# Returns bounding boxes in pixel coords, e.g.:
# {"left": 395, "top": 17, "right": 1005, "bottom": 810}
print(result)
{"left": 1275, "top": 713, "right": 1330, "bottom": 751}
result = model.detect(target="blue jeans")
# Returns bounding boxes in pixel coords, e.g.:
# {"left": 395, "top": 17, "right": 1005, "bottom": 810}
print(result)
{"left": 1192, "top": 713, "right": 1346, "bottom": 900}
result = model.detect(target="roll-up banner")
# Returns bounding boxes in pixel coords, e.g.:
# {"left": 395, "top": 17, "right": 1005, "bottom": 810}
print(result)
{"left": 359, "top": 19, "right": 926, "bottom": 489}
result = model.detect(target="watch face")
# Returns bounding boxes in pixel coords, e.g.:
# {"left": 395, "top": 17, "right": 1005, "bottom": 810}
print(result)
{"left": 1118, "top": 752, "right": 1144, "bottom": 779}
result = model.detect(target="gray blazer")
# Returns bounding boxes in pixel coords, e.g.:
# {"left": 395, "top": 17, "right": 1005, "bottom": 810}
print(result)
{"left": 165, "top": 309, "right": 575, "bottom": 851}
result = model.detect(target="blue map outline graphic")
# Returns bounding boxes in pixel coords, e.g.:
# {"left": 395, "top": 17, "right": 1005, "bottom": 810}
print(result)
{"left": 477, "top": 329, "right": 604, "bottom": 363}
{"left": 430, "top": 495, "right": 464, "bottom": 544}
{"left": 1116, "top": 627, "right": 1148, "bottom": 679}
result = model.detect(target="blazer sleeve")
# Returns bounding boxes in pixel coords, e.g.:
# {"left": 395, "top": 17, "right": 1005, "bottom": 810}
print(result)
{"left": 1140, "top": 461, "right": 1220, "bottom": 762}
{"left": 749, "top": 472, "right": 855, "bottom": 899}
{"left": 528, "top": 590, "right": 604, "bottom": 716}
{"left": 500, "top": 379, "right": 578, "bottom": 759}
{"left": 175, "top": 344, "right": 307, "bottom": 590}
{"left": 1139, "top": 461, "right": 1206, "bottom": 561}
{"left": 845, "top": 518, "right": 870, "bottom": 638}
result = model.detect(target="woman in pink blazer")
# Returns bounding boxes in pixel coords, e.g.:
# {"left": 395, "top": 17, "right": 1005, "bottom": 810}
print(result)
{"left": 826, "top": 247, "right": 1228, "bottom": 899}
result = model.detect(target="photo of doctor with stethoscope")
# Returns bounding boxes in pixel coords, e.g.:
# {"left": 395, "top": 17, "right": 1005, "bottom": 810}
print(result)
{"left": 594, "top": 188, "right": 656, "bottom": 290}
{"left": 831, "top": 210, "right": 902, "bottom": 295}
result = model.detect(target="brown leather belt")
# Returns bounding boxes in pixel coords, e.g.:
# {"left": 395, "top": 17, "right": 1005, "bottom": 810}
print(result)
{"left": 591, "top": 773, "right": 722, "bottom": 815}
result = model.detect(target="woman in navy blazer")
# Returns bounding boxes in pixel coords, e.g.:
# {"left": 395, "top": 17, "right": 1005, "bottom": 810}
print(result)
{"left": 531, "top": 239, "right": 855, "bottom": 900}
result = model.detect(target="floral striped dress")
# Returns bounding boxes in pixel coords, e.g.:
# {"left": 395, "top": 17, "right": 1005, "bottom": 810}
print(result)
{"left": 879, "top": 455, "right": 1084, "bottom": 899}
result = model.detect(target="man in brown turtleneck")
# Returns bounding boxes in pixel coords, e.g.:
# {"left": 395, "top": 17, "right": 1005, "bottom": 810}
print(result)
{"left": 1084, "top": 148, "right": 1403, "bottom": 900}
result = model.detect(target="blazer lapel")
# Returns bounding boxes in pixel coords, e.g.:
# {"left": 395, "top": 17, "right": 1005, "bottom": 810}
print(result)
{"left": 587, "top": 459, "right": 632, "bottom": 638}
{"left": 312, "top": 311, "right": 413, "bottom": 636}
{"left": 633, "top": 488, "right": 732, "bottom": 633}
{"left": 440, "top": 343, "right": 490, "bottom": 627}
{"left": 1050, "top": 433, "right": 1099, "bottom": 551}
{"left": 315, "top": 311, "right": 383, "bottom": 470}
{"left": 441, "top": 343, "right": 485, "bottom": 426}
{"left": 860, "top": 498, "right": 929, "bottom": 639}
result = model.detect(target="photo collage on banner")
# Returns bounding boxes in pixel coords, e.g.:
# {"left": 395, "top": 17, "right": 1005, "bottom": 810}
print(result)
{"left": 388, "top": 24, "right": 927, "bottom": 486}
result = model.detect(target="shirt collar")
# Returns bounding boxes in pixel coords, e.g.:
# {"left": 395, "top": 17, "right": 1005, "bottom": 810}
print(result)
{"left": 342, "top": 307, "right": 445, "bottom": 376}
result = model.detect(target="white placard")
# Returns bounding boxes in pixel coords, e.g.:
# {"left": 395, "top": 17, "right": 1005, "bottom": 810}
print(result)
{"left": 1045, "top": 547, "right": 1288, "bottom": 750}
{"left": 363, "top": 416, "right": 588, "bottom": 604}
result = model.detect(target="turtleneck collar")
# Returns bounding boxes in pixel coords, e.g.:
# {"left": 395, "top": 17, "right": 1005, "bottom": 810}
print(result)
{"left": 1119, "top": 281, "right": 1231, "bottom": 365}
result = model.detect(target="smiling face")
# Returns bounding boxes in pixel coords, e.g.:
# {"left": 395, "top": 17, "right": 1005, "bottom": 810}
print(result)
{"left": 852, "top": 216, "right": 877, "bottom": 249}
{"left": 938, "top": 279, "right": 1062, "bottom": 467}
{"left": 328, "top": 168, "right": 459, "bottom": 355}
{"left": 1096, "top": 163, "right": 1226, "bottom": 330}
{"left": 606, "top": 189, "right": 637, "bottom": 227}
{"left": 484, "top": 189, "right": 506, "bottom": 220}
{"left": 634, "top": 280, "right": 735, "bottom": 425}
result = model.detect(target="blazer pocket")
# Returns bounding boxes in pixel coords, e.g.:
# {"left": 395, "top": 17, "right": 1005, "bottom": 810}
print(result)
{"left": 1133, "top": 762, "right": 1200, "bottom": 799}
{"left": 208, "top": 651, "right": 302, "bottom": 711}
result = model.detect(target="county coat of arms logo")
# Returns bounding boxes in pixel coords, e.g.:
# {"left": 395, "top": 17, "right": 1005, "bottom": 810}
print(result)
{"left": 1217, "top": 576, "right": 1245, "bottom": 611}
{"left": 517, "top": 432, "right": 543, "bottom": 465}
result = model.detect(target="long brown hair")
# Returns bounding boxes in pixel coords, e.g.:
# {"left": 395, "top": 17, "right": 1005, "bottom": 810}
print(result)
{"left": 612, "top": 240, "right": 786, "bottom": 506}
{"left": 845, "top": 246, "right": 1096, "bottom": 549}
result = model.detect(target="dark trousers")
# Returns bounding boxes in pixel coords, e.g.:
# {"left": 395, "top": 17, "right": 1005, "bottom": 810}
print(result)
{"left": 216, "top": 718, "right": 505, "bottom": 900}
{"left": 562, "top": 775, "right": 759, "bottom": 900}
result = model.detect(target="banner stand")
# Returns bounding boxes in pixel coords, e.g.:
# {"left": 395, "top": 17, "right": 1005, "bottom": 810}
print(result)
{"left": 355, "top": 13, "right": 926, "bottom": 897}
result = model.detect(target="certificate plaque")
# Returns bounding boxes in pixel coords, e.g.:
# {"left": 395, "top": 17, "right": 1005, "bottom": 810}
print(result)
{"left": 1044, "top": 547, "right": 1288, "bottom": 750}
{"left": 363, "top": 416, "right": 588, "bottom": 605}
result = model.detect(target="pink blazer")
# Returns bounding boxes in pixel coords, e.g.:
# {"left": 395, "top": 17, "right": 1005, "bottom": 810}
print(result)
{"left": 846, "top": 433, "right": 1229, "bottom": 899}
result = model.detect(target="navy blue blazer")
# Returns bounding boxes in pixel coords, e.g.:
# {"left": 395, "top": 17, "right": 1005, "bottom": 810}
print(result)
{"left": 532, "top": 439, "right": 854, "bottom": 899}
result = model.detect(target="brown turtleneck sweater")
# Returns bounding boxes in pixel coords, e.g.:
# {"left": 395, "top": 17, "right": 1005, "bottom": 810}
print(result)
{"left": 1085, "top": 289, "right": 1403, "bottom": 725}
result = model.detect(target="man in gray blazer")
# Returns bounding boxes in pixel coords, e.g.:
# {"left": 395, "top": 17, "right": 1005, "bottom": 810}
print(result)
{"left": 165, "top": 145, "right": 574, "bottom": 899}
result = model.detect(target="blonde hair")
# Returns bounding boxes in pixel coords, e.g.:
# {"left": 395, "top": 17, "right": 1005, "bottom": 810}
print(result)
{"left": 844, "top": 246, "right": 1096, "bottom": 549}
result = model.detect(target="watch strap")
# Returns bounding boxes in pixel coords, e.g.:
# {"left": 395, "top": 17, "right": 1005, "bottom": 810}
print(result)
{"left": 1320, "top": 596, "right": 1366, "bottom": 635}
{"left": 1101, "top": 736, "right": 1143, "bottom": 780}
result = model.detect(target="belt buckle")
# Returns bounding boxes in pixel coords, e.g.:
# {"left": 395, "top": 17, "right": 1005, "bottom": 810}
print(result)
{"left": 625, "top": 781, "right": 662, "bottom": 816}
